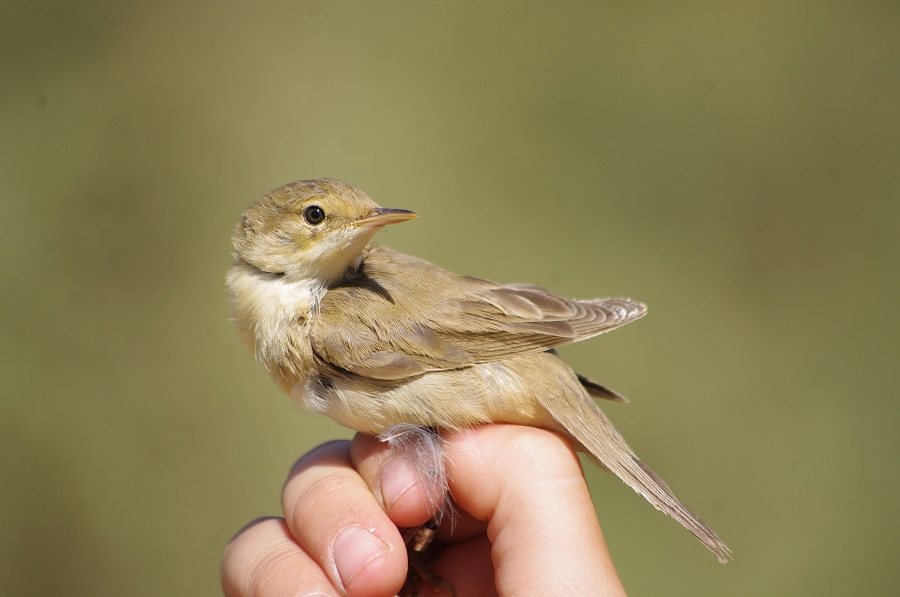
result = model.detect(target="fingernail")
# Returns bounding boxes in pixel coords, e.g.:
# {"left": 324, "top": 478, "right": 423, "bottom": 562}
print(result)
{"left": 332, "top": 526, "right": 391, "bottom": 588}
{"left": 380, "top": 457, "right": 418, "bottom": 511}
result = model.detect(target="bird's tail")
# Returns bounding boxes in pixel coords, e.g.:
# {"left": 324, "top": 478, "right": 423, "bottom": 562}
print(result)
{"left": 538, "top": 386, "right": 733, "bottom": 563}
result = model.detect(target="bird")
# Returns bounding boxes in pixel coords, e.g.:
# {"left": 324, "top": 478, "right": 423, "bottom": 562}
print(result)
{"left": 225, "top": 177, "right": 731, "bottom": 565}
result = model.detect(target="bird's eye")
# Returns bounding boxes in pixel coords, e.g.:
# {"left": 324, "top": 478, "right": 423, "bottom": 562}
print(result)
{"left": 303, "top": 205, "right": 326, "bottom": 225}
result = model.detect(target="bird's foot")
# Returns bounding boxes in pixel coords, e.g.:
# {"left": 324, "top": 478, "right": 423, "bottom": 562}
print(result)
{"left": 399, "top": 521, "right": 456, "bottom": 597}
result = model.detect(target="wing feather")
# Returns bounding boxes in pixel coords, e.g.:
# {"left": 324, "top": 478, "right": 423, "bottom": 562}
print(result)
{"left": 310, "top": 246, "right": 646, "bottom": 379}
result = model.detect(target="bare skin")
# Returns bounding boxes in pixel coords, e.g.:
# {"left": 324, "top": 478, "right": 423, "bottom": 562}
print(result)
{"left": 221, "top": 424, "right": 626, "bottom": 596}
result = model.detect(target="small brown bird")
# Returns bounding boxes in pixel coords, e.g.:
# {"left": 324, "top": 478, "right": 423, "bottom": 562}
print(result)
{"left": 226, "top": 178, "right": 731, "bottom": 564}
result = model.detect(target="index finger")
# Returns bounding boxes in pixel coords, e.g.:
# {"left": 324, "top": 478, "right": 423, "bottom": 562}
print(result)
{"left": 440, "top": 425, "right": 626, "bottom": 596}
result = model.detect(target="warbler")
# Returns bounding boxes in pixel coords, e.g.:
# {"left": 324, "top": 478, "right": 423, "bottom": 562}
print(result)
{"left": 226, "top": 178, "right": 731, "bottom": 563}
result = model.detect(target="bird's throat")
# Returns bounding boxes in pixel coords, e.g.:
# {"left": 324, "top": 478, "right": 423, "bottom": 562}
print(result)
{"left": 226, "top": 262, "right": 326, "bottom": 373}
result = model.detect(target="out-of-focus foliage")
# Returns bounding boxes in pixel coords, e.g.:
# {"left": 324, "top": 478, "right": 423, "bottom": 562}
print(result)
{"left": 1, "top": 1, "right": 897, "bottom": 595}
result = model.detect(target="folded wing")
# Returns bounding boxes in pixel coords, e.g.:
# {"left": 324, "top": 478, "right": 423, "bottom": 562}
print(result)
{"left": 310, "top": 246, "right": 646, "bottom": 379}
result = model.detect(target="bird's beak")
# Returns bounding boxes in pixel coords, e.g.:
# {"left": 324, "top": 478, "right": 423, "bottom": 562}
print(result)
{"left": 356, "top": 207, "right": 417, "bottom": 228}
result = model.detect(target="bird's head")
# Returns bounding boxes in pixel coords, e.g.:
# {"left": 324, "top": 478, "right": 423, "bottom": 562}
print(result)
{"left": 232, "top": 178, "right": 416, "bottom": 284}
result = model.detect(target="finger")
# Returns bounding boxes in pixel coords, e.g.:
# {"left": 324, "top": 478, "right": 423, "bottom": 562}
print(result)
{"left": 221, "top": 517, "right": 338, "bottom": 597}
{"left": 432, "top": 495, "right": 488, "bottom": 543}
{"left": 350, "top": 433, "right": 443, "bottom": 528}
{"left": 429, "top": 536, "right": 496, "bottom": 597}
{"left": 281, "top": 440, "right": 407, "bottom": 597}
{"left": 440, "top": 425, "right": 626, "bottom": 596}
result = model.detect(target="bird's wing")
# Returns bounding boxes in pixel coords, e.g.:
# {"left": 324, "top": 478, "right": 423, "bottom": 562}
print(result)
{"left": 310, "top": 245, "right": 646, "bottom": 380}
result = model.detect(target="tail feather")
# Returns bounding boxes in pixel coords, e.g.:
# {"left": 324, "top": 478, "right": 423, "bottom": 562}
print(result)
{"left": 539, "top": 389, "right": 733, "bottom": 563}
{"left": 577, "top": 373, "right": 630, "bottom": 403}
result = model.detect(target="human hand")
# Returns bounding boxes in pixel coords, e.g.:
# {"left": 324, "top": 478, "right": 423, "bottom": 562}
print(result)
{"left": 222, "top": 424, "right": 625, "bottom": 596}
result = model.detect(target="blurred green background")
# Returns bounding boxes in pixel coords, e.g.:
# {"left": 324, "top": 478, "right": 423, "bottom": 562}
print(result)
{"left": 2, "top": 1, "right": 898, "bottom": 595}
